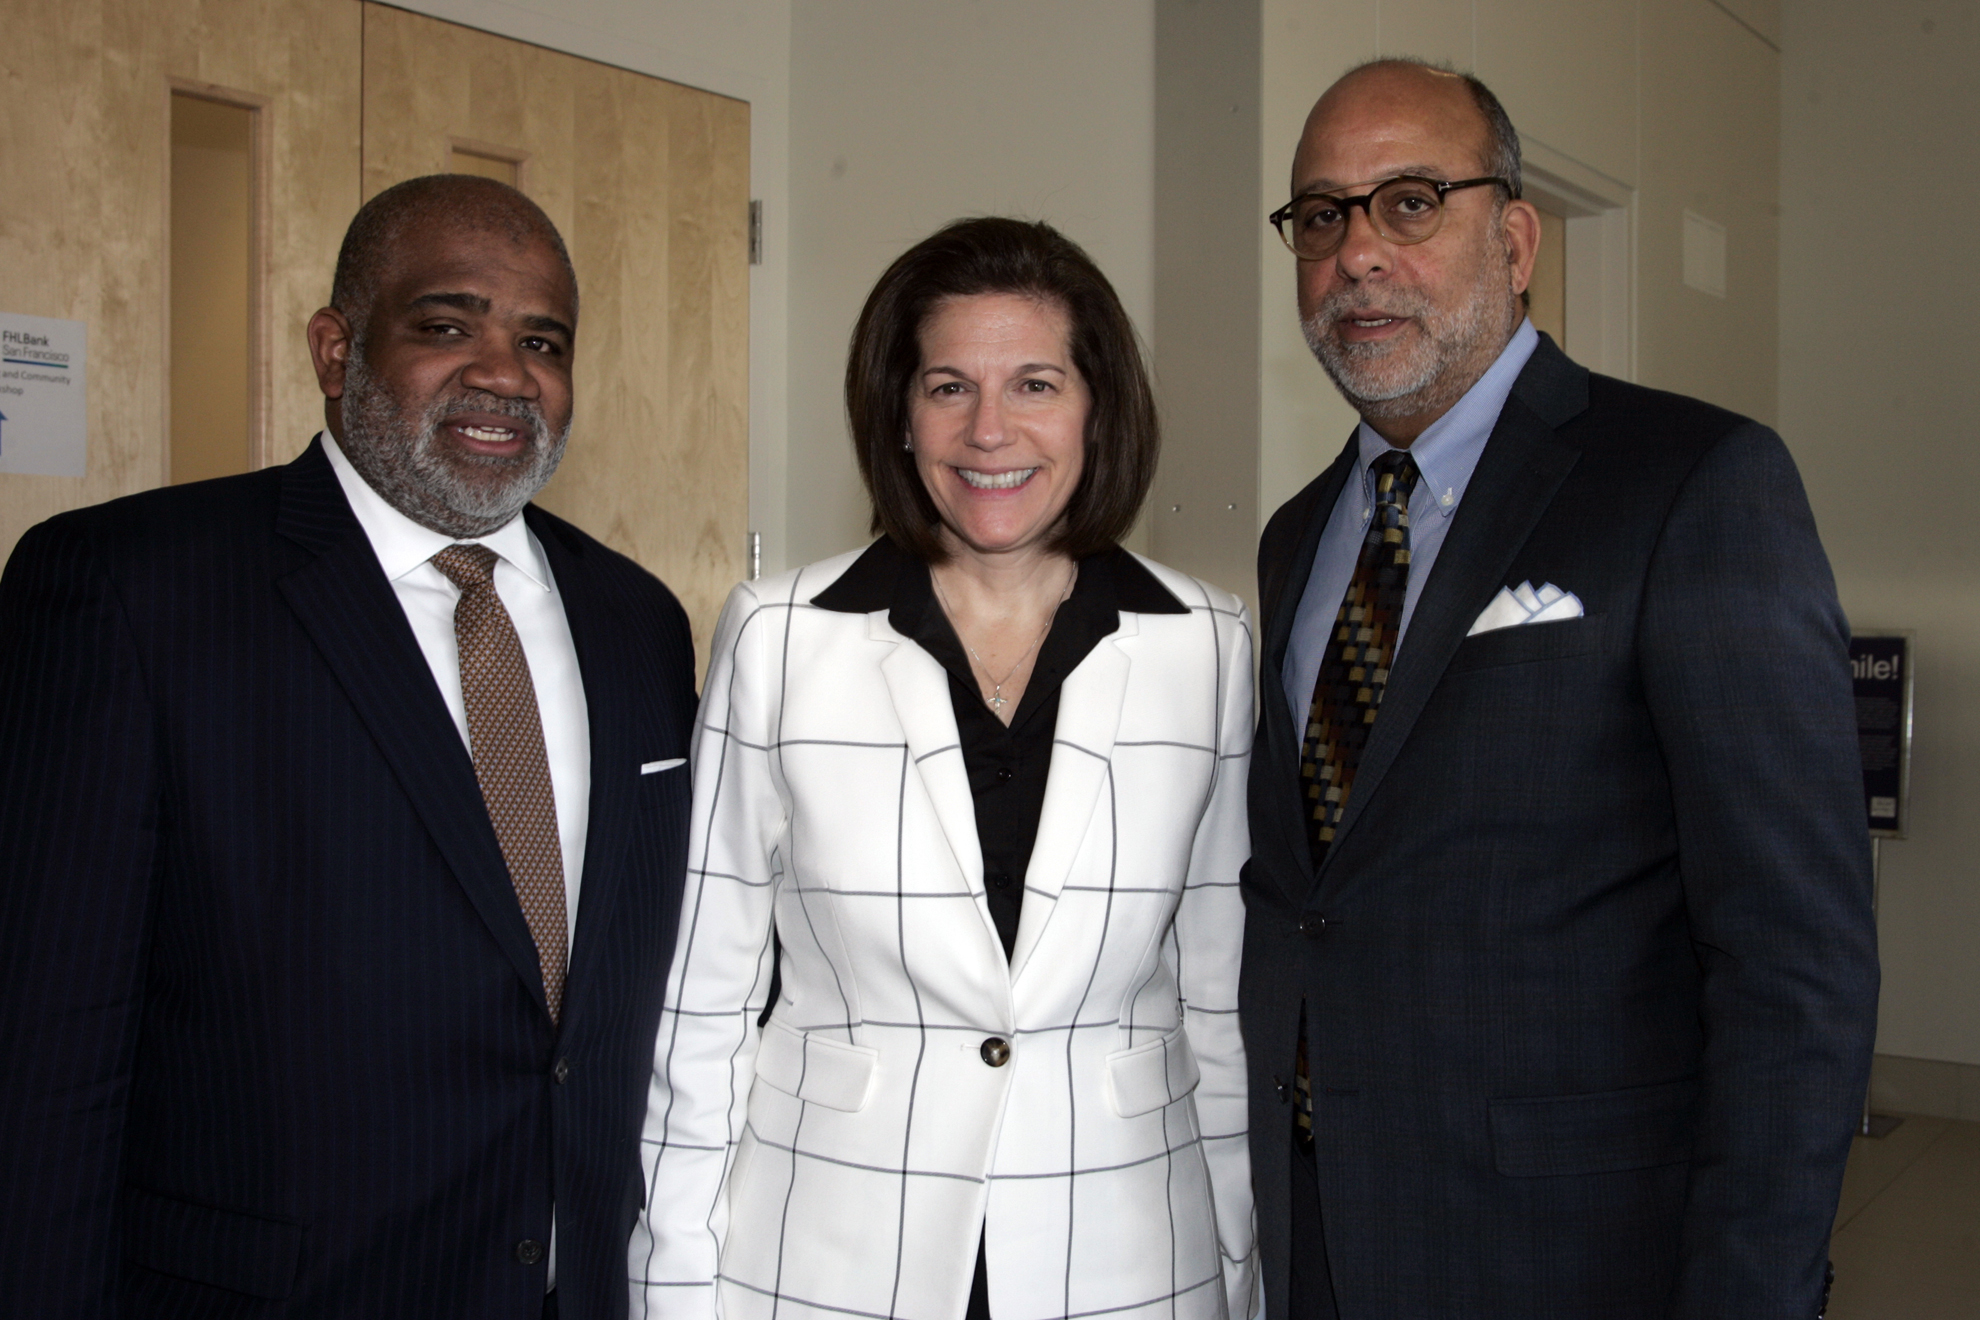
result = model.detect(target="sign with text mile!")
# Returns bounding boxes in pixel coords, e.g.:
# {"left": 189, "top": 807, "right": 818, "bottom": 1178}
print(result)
{"left": 0, "top": 311, "right": 88, "bottom": 477}
{"left": 1849, "top": 632, "right": 1912, "bottom": 839}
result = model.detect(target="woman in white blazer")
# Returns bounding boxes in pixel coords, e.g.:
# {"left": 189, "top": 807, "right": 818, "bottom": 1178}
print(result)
{"left": 632, "top": 218, "right": 1256, "bottom": 1320}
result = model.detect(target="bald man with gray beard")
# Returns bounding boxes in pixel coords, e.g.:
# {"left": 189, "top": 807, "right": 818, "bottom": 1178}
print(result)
{"left": 0, "top": 175, "right": 696, "bottom": 1319}
{"left": 1241, "top": 60, "right": 1876, "bottom": 1320}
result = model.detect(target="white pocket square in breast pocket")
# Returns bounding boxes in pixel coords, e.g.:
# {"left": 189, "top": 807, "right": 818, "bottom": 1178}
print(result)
{"left": 1467, "top": 580, "right": 1584, "bottom": 637}
{"left": 639, "top": 758, "right": 686, "bottom": 775}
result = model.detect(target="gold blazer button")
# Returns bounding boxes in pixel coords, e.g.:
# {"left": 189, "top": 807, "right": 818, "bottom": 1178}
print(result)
{"left": 980, "top": 1036, "right": 1011, "bottom": 1067}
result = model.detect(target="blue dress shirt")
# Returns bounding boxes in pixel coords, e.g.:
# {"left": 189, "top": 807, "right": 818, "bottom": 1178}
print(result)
{"left": 1282, "top": 319, "right": 1542, "bottom": 726}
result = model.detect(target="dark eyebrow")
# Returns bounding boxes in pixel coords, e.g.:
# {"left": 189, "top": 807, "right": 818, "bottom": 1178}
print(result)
{"left": 920, "top": 362, "right": 1067, "bottom": 379}
{"left": 1296, "top": 167, "right": 1450, "bottom": 196}
{"left": 408, "top": 293, "right": 572, "bottom": 340}
{"left": 521, "top": 313, "right": 575, "bottom": 340}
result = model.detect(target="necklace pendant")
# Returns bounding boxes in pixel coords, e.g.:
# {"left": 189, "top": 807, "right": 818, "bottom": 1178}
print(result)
{"left": 988, "top": 691, "right": 1007, "bottom": 710}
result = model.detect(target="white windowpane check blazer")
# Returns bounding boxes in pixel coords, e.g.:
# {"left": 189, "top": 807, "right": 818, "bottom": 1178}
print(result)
{"left": 631, "top": 545, "right": 1258, "bottom": 1320}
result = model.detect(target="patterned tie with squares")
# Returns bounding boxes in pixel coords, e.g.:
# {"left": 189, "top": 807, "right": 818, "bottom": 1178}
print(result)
{"left": 431, "top": 543, "right": 569, "bottom": 1024}
{"left": 1299, "top": 449, "right": 1420, "bottom": 863}
{"left": 1293, "top": 451, "right": 1417, "bottom": 1148}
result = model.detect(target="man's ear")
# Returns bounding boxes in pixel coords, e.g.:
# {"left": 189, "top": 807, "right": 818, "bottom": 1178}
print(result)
{"left": 307, "top": 307, "right": 355, "bottom": 401}
{"left": 1502, "top": 199, "right": 1542, "bottom": 297}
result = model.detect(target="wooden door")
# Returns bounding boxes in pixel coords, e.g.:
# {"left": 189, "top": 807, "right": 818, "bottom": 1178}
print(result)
{"left": 0, "top": 0, "right": 361, "bottom": 556}
{"left": 361, "top": 4, "right": 751, "bottom": 669}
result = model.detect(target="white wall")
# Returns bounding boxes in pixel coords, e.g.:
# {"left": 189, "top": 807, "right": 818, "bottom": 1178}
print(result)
{"left": 783, "top": 0, "right": 1157, "bottom": 568}
{"left": 1781, "top": 0, "right": 1980, "bottom": 1067}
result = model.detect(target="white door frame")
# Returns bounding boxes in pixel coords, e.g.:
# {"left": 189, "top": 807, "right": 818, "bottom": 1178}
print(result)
{"left": 1520, "top": 136, "right": 1635, "bottom": 382}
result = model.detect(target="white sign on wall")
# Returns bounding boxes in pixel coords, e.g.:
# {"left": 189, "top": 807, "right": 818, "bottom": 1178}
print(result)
{"left": 0, "top": 312, "right": 88, "bottom": 477}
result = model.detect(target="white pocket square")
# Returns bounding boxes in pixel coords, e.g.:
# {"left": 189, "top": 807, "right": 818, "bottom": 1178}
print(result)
{"left": 1467, "top": 581, "right": 1584, "bottom": 636}
{"left": 639, "top": 758, "right": 686, "bottom": 775}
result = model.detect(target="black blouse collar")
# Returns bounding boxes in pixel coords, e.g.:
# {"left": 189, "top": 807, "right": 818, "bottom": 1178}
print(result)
{"left": 809, "top": 537, "right": 1189, "bottom": 617}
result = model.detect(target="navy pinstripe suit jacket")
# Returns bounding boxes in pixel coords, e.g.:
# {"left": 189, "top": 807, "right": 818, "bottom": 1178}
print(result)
{"left": 0, "top": 439, "right": 695, "bottom": 1318}
{"left": 1242, "top": 337, "right": 1879, "bottom": 1318}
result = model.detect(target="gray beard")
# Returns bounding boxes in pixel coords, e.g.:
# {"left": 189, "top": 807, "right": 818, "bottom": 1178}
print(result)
{"left": 1301, "top": 256, "right": 1518, "bottom": 424}
{"left": 337, "top": 344, "right": 569, "bottom": 538}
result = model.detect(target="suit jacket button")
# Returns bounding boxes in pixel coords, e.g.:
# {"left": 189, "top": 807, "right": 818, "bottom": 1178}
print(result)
{"left": 1299, "top": 913, "right": 1328, "bottom": 938}
{"left": 553, "top": 1057, "right": 570, "bottom": 1084}
{"left": 515, "top": 1239, "right": 544, "bottom": 1265}
{"left": 980, "top": 1036, "right": 1011, "bottom": 1067}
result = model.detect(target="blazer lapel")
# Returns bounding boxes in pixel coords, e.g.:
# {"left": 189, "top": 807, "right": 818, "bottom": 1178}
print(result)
{"left": 1009, "top": 615, "right": 1134, "bottom": 983}
{"left": 875, "top": 612, "right": 986, "bottom": 900}
{"left": 274, "top": 441, "right": 550, "bottom": 1015}
{"left": 1256, "top": 440, "right": 1358, "bottom": 906}
{"left": 1319, "top": 360, "right": 1586, "bottom": 871}
{"left": 530, "top": 513, "right": 640, "bottom": 1034}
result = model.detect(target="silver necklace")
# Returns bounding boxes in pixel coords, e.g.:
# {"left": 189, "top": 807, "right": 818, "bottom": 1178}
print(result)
{"left": 931, "top": 566, "right": 1076, "bottom": 712}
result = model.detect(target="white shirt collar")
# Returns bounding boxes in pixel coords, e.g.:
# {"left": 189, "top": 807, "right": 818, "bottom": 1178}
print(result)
{"left": 319, "top": 430, "right": 552, "bottom": 592}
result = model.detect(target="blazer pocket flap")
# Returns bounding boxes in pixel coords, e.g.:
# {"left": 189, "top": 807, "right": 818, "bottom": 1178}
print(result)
{"left": 1106, "top": 1028, "right": 1202, "bottom": 1118}
{"left": 1489, "top": 1077, "right": 1697, "bottom": 1178}
{"left": 1448, "top": 613, "right": 1605, "bottom": 673}
{"left": 756, "top": 1019, "right": 878, "bottom": 1112}
{"left": 122, "top": 1187, "right": 303, "bottom": 1299}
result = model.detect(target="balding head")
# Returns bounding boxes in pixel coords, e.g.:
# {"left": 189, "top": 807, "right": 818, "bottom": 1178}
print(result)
{"left": 1297, "top": 58, "right": 1521, "bottom": 203}
{"left": 331, "top": 174, "right": 578, "bottom": 335}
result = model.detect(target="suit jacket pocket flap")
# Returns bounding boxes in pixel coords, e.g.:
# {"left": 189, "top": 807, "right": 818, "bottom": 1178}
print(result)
{"left": 1106, "top": 1027, "right": 1201, "bottom": 1118}
{"left": 1489, "top": 1077, "right": 1697, "bottom": 1177}
{"left": 122, "top": 1186, "right": 303, "bottom": 1299}
{"left": 756, "top": 1018, "right": 879, "bottom": 1112}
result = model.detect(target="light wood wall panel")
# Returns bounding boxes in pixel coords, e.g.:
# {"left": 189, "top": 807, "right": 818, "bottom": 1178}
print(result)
{"left": 0, "top": 0, "right": 362, "bottom": 561}
{"left": 361, "top": 3, "right": 750, "bottom": 671}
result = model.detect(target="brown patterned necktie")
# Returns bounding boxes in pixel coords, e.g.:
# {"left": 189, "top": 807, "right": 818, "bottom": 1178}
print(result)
{"left": 431, "top": 543, "right": 569, "bottom": 1023}
{"left": 1300, "top": 449, "right": 1421, "bottom": 864}
{"left": 1293, "top": 449, "right": 1419, "bottom": 1149}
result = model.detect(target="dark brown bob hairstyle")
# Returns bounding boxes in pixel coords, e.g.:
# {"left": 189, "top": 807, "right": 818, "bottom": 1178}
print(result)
{"left": 845, "top": 216, "right": 1159, "bottom": 562}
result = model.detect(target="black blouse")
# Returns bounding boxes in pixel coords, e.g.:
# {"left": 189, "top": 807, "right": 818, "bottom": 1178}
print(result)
{"left": 810, "top": 537, "right": 1188, "bottom": 956}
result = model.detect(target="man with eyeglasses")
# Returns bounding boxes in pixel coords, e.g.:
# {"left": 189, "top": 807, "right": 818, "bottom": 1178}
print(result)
{"left": 1240, "top": 58, "right": 1876, "bottom": 1320}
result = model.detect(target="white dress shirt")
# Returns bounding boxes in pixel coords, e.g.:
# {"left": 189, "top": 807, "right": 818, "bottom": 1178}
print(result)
{"left": 322, "top": 431, "right": 591, "bottom": 940}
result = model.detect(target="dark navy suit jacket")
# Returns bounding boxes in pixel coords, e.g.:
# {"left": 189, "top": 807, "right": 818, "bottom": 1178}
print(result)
{"left": 1242, "top": 338, "right": 1879, "bottom": 1318}
{"left": 0, "top": 439, "right": 695, "bottom": 1317}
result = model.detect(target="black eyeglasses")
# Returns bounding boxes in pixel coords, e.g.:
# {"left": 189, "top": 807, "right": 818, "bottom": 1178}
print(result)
{"left": 1268, "top": 175, "right": 1514, "bottom": 261}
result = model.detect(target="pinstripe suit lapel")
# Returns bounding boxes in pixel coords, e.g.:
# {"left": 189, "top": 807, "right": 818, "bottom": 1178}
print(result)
{"left": 1009, "top": 613, "right": 1134, "bottom": 982}
{"left": 274, "top": 442, "right": 552, "bottom": 1017}
{"left": 874, "top": 611, "right": 989, "bottom": 901}
{"left": 531, "top": 512, "right": 636, "bottom": 1035}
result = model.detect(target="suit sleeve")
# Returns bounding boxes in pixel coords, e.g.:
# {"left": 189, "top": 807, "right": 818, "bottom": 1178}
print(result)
{"left": 1635, "top": 425, "right": 1878, "bottom": 1318}
{"left": 1175, "top": 595, "right": 1260, "bottom": 1320}
{"left": 630, "top": 582, "right": 782, "bottom": 1319}
{"left": 0, "top": 519, "right": 161, "bottom": 1314}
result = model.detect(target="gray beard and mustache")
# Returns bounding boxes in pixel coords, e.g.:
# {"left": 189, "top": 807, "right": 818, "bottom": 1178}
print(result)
{"left": 1301, "top": 254, "right": 1519, "bottom": 423}
{"left": 338, "top": 343, "right": 569, "bottom": 538}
